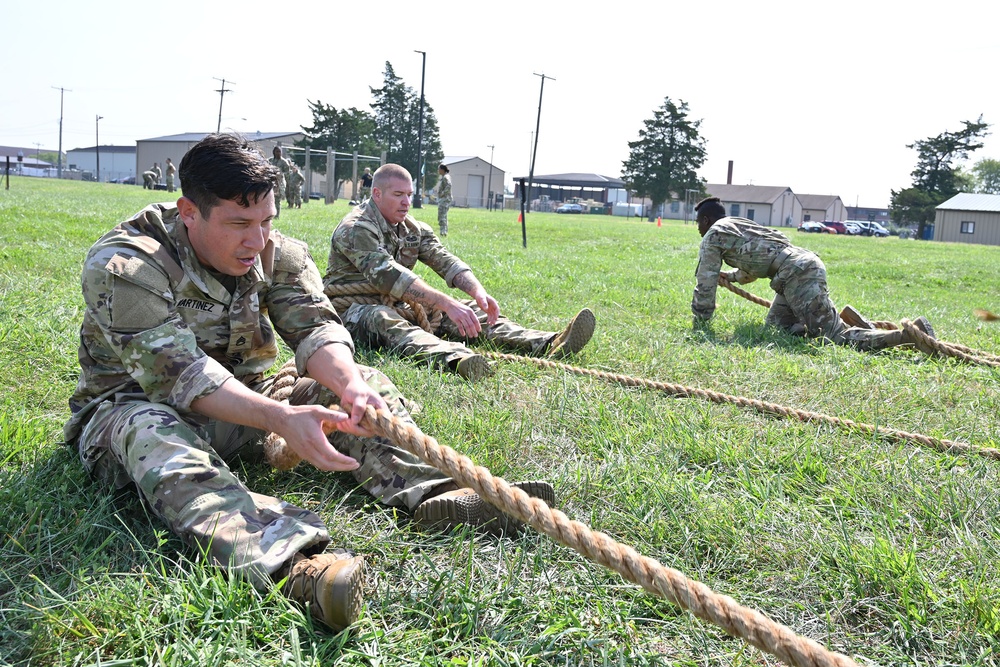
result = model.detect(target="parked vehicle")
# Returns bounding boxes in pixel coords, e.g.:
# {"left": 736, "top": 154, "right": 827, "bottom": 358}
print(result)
{"left": 798, "top": 221, "right": 834, "bottom": 233}
{"left": 556, "top": 203, "right": 584, "bottom": 214}
{"left": 822, "top": 221, "right": 848, "bottom": 234}
{"left": 850, "top": 221, "right": 890, "bottom": 237}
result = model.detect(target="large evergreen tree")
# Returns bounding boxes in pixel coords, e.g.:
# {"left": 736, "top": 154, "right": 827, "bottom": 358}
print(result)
{"left": 369, "top": 61, "right": 444, "bottom": 194}
{"left": 621, "top": 97, "right": 707, "bottom": 217}
{"left": 890, "top": 116, "right": 990, "bottom": 237}
{"left": 297, "top": 100, "right": 377, "bottom": 195}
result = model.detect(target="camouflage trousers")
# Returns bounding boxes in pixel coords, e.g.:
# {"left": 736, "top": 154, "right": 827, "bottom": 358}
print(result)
{"left": 287, "top": 185, "right": 302, "bottom": 208}
{"left": 343, "top": 300, "right": 556, "bottom": 373}
{"left": 438, "top": 202, "right": 450, "bottom": 235}
{"left": 767, "top": 256, "right": 901, "bottom": 351}
{"left": 75, "top": 365, "right": 452, "bottom": 588}
{"left": 165, "top": 174, "right": 175, "bottom": 193}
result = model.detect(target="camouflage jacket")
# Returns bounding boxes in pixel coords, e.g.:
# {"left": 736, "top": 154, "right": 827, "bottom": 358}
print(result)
{"left": 323, "top": 200, "right": 470, "bottom": 300}
{"left": 437, "top": 174, "right": 452, "bottom": 204}
{"left": 692, "top": 217, "right": 797, "bottom": 320}
{"left": 65, "top": 203, "right": 354, "bottom": 445}
{"left": 269, "top": 156, "right": 291, "bottom": 185}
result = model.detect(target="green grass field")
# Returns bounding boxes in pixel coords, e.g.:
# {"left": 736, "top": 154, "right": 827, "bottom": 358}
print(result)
{"left": 2, "top": 176, "right": 999, "bottom": 666}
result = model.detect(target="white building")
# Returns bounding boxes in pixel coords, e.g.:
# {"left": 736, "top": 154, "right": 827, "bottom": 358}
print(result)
{"left": 67, "top": 145, "right": 136, "bottom": 182}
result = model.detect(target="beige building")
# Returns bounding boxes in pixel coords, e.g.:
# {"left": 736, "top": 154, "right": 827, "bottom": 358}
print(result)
{"left": 705, "top": 183, "right": 802, "bottom": 228}
{"left": 437, "top": 156, "right": 505, "bottom": 208}
{"left": 135, "top": 131, "right": 304, "bottom": 189}
{"left": 933, "top": 193, "right": 1000, "bottom": 246}
{"left": 798, "top": 194, "right": 847, "bottom": 223}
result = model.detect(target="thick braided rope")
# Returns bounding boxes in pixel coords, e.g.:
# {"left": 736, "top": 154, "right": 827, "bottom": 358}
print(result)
{"left": 262, "top": 359, "right": 303, "bottom": 470}
{"left": 361, "top": 405, "right": 860, "bottom": 667}
{"left": 718, "top": 277, "right": 998, "bottom": 365}
{"left": 485, "top": 351, "right": 1000, "bottom": 461}
{"left": 325, "top": 282, "right": 442, "bottom": 333}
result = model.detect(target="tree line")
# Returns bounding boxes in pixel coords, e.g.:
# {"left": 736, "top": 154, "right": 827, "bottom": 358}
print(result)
{"left": 295, "top": 62, "right": 444, "bottom": 197}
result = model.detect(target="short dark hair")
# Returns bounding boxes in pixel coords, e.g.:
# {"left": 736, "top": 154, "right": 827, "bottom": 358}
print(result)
{"left": 179, "top": 133, "right": 278, "bottom": 216}
{"left": 438, "top": 163, "right": 449, "bottom": 173}
{"left": 694, "top": 196, "right": 725, "bottom": 220}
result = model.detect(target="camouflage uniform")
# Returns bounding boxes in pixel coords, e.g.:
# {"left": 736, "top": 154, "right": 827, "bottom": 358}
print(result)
{"left": 142, "top": 170, "right": 157, "bottom": 189}
{"left": 268, "top": 155, "right": 291, "bottom": 216}
{"left": 165, "top": 161, "right": 176, "bottom": 193}
{"left": 287, "top": 167, "right": 304, "bottom": 209}
{"left": 692, "top": 217, "right": 903, "bottom": 350}
{"left": 65, "top": 203, "right": 453, "bottom": 588}
{"left": 437, "top": 173, "right": 452, "bottom": 236}
{"left": 359, "top": 171, "right": 373, "bottom": 200}
{"left": 323, "top": 201, "right": 558, "bottom": 372}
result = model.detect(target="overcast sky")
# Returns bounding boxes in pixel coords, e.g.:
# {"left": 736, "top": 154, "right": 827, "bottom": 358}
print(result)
{"left": 4, "top": 0, "right": 998, "bottom": 207}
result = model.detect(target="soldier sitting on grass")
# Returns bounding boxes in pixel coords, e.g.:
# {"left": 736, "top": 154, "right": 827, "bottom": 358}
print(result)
{"left": 323, "top": 163, "right": 596, "bottom": 381}
{"left": 64, "top": 134, "right": 554, "bottom": 634}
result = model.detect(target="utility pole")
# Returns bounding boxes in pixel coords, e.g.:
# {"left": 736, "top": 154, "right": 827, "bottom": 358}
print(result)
{"left": 486, "top": 144, "right": 495, "bottom": 210}
{"left": 213, "top": 78, "right": 234, "bottom": 133}
{"left": 526, "top": 73, "right": 553, "bottom": 218}
{"left": 95, "top": 115, "right": 104, "bottom": 182}
{"left": 413, "top": 50, "right": 426, "bottom": 208}
{"left": 51, "top": 86, "right": 71, "bottom": 178}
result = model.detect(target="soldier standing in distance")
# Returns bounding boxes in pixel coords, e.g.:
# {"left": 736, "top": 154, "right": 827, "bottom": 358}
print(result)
{"left": 436, "top": 163, "right": 452, "bottom": 236}
{"left": 268, "top": 145, "right": 291, "bottom": 218}
{"left": 164, "top": 157, "right": 177, "bottom": 192}
{"left": 692, "top": 196, "right": 936, "bottom": 351}
{"left": 64, "top": 134, "right": 554, "bottom": 633}
{"left": 323, "top": 163, "right": 596, "bottom": 381}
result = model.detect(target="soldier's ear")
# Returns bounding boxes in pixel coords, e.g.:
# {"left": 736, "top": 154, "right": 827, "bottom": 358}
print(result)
{"left": 176, "top": 197, "right": 199, "bottom": 227}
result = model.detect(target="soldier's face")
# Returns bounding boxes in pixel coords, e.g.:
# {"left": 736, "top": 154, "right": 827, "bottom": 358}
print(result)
{"left": 178, "top": 192, "right": 275, "bottom": 276}
{"left": 372, "top": 176, "right": 413, "bottom": 225}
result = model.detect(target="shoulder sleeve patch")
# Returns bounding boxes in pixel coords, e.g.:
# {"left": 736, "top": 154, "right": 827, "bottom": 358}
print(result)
{"left": 105, "top": 253, "right": 171, "bottom": 298}
{"left": 274, "top": 235, "right": 309, "bottom": 275}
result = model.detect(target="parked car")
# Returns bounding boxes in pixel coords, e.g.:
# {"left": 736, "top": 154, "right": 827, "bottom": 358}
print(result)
{"left": 556, "top": 203, "right": 584, "bottom": 214}
{"left": 843, "top": 222, "right": 863, "bottom": 235}
{"left": 822, "top": 221, "right": 848, "bottom": 234}
{"left": 851, "top": 221, "right": 890, "bottom": 237}
{"left": 798, "top": 221, "right": 834, "bottom": 233}
{"left": 110, "top": 176, "right": 136, "bottom": 185}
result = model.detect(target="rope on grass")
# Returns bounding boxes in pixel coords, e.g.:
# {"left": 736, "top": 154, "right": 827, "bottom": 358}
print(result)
{"left": 484, "top": 351, "right": 1000, "bottom": 462}
{"left": 325, "top": 282, "right": 444, "bottom": 333}
{"left": 263, "top": 387, "right": 862, "bottom": 667}
{"left": 718, "top": 276, "right": 1000, "bottom": 367}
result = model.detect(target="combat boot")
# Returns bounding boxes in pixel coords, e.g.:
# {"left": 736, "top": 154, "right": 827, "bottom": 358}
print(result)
{"left": 454, "top": 354, "right": 491, "bottom": 381}
{"left": 413, "top": 480, "right": 556, "bottom": 536}
{"left": 548, "top": 308, "right": 596, "bottom": 358}
{"left": 283, "top": 550, "right": 365, "bottom": 632}
{"left": 900, "top": 316, "right": 937, "bottom": 355}
{"left": 839, "top": 305, "right": 875, "bottom": 330}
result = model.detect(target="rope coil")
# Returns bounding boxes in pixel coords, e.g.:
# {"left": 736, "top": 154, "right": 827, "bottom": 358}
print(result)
{"left": 325, "top": 282, "right": 444, "bottom": 333}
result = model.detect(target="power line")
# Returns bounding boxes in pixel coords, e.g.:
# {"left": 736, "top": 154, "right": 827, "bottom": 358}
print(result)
{"left": 213, "top": 78, "right": 234, "bottom": 133}
{"left": 51, "top": 86, "right": 72, "bottom": 177}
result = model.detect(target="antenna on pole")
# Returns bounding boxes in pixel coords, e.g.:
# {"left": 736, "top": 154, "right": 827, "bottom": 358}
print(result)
{"left": 214, "top": 78, "right": 234, "bottom": 133}
{"left": 524, "top": 72, "right": 554, "bottom": 240}
{"left": 51, "top": 86, "right": 72, "bottom": 178}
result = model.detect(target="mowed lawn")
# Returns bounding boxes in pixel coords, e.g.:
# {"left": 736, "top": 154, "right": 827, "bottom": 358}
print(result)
{"left": 2, "top": 177, "right": 999, "bottom": 666}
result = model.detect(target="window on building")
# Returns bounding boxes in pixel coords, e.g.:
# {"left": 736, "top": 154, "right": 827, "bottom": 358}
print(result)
{"left": 803, "top": 214, "right": 811, "bottom": 222}
{"left": 747, "top": 209, "right": 755, "bottom": 221}
{"left": 730, "top": 203, "right": 740, "bottom": 217}
{"left": 961, "top": 221, "right": 975, "bottom": 234}
{"left": 671, "top": 201, "right": 679, "bottom": 213}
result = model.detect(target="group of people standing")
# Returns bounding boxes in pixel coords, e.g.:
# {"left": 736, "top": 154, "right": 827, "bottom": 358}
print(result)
{"left": 141, "top": 158, "right": 176, "bottom": 191}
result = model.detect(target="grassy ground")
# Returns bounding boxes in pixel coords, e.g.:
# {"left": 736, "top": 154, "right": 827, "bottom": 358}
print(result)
{"left": 1, "top": 177, "right": 999, "bottom": 666}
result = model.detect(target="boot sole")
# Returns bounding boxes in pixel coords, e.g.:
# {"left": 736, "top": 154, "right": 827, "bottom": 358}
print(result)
{"left": 549, "top": 308, "right": 596, "bottom": 358}
{"left": 321, "top": 556, "right": 365, "bottom": 632}
{"left": 414, "top": 481, "right": 555, "bottom": 536}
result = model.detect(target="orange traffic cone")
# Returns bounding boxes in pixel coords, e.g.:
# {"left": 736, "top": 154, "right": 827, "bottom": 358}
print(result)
{"left": 657, "top": 217, "right": 662, "bottom": 227}
{"left": 517, "top": 212, "right": 523, "bottom": 223}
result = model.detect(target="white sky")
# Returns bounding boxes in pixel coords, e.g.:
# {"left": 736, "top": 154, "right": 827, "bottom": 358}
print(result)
{"left": 4, "top": 0, "right": 998, "bottom": 207}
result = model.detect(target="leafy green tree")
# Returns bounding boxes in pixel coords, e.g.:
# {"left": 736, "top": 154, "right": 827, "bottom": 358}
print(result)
{"left": 971, "top": 158, "right": 1000, "bottom": 194}
{"left": 890, "top": 116, "right": 990, "bottom": 237}
{"left": 369, "top": 61, "right": 444, "bottom": 195}
{"left": 621, "top": 96, "right": 707, "bottom": 218}
{"left": 297, "top": 100, "right": 377, "bottom": 195}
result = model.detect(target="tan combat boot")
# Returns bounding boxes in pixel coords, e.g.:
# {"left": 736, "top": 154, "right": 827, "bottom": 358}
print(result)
{"left": 283, "top": 550, "right": 365, "bottom": 632}
{"left": 548, "top": 308, "right": 596, "bottom": 358}
{"left": 839, "top": 305, "right": 875, "bottom": 330}
{"left": 413, "top": 481, "right": 556, "bottom": 536}
{"left": 454, "top": 354, "right": 491, "bottom": 381}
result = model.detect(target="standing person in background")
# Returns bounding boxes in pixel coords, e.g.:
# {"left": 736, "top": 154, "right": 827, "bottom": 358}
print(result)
{"left": 436, "top": 163, "right": 452, "bottom": 237}
{"left": 153, "top": 162, "right": 162, "bottom": 185}
{"left": 287, "top": 164, "right": 305, "bottom": 209}
{"left": 164, "top": 158, "right": 177, "bottom": 193}
{"left": 269, "top": 146, "right": 291, "bottom": 218}
{"left": 359, "top": 167, "right": 373, "bottom": 200}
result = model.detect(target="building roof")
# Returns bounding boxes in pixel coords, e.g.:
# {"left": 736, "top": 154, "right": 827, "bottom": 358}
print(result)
{"left": 798, "top": 193, "right": 842, "bottom": 209}
{"left": 0, "top": 145, "right": 57, "bottom": 156}
{"left": 138, "top": 131, "right": 302, "bottom": 142}
{"left": 512, "top": 173, "right": 626, "bottom": 189}
{"left": 706, "top": 183, "right": 793, "bottom": 204}
{"left": 442, "top": 156, "right": 504, "bottom": 172}
{"left": 936, "top": 192, "right": 1000, "bottom": 212}
{"left": 68, "top": 145, "right": 136, "bottom": 153}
